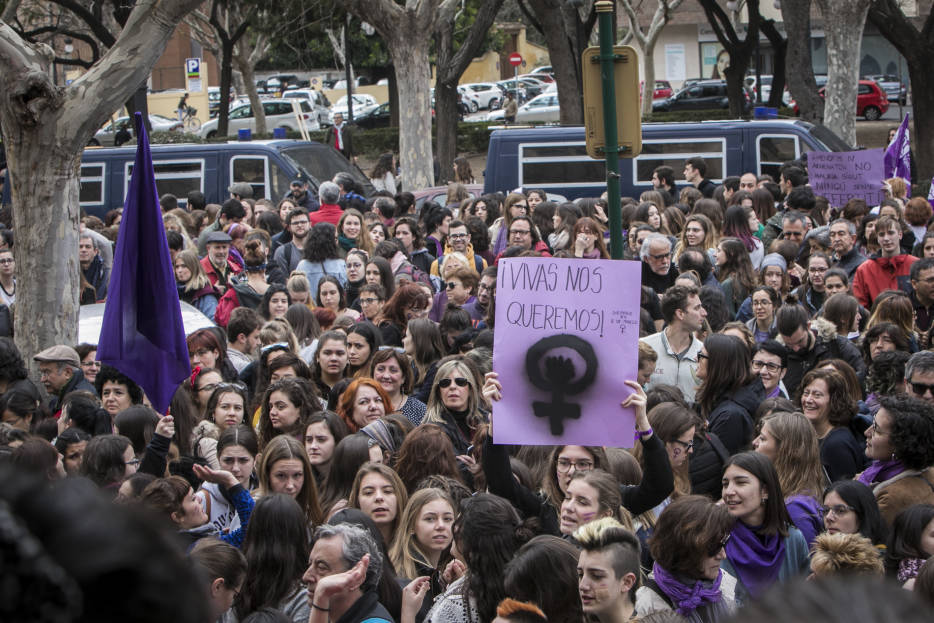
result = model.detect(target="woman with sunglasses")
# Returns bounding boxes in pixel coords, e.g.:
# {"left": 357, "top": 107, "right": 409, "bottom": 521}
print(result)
{"left": 430, "top": 266, "right": 479, "bottom": 323}
{"left": 636, "top": 495, "right": 738, "bottom": 622}
{"left": 422, "top": 359, "right": 486, "bottom": 456}
{"left": 481, "top": 372, "right": 673, "bottom": 537}
{"left": 859, "top": 393, "right": 934, "bottom": 526}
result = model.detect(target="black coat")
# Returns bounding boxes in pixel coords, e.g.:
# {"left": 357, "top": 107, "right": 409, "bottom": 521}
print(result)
{"left": 706, "top": 378, "right": 766, "bottom": 455}
{"left": 781, "top": 325, "right": 866, "bottom": 397}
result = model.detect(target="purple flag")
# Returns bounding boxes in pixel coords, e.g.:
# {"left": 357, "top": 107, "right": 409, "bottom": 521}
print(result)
{"left": 929, "top": 178, "right": 934, "bottom": 202}
{"left": 884, "top": 114, "right": 911, "bottom": 183}
{"left": 97, "top": 113, "right": 191, "bottom": 413}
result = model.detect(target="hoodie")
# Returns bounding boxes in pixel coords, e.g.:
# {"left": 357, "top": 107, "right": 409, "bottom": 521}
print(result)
{"left": 707, "top": 378, "right": 766, "bottom": 455}
{"left": 852, "top": 253, "right": 916, "bottom": 308}
{"left": 775, "top": 317, "right": 866, "bottom": 397}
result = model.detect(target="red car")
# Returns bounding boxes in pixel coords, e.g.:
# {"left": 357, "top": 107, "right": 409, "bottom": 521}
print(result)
{"left": 640, "top": 80, "right": 674, "bottom": 100}
{"left": 793, "top": 79, "right": 889, "bottom": 120}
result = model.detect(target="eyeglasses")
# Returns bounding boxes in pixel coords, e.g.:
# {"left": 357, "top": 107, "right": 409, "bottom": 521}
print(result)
{"left": 556, "top": 458, "right": 594, "bottom": 473}
{"left": 910, "top": 381, "right": 934, "bottom": 397}
{"left": 751, "top": 299, "right": 772, "bottom": 307}
{"left": 708, "top": 534, "right": 731, "bottom": 556}
{"left": 360, "top": 297, "right": 381, "bottom": 305}
{"left": 752, "top": 359, "right": 782, "bottom": 372}
{"left": 448, "top": 233, "right": 469, "bottom": 239}
{"left": 0, "top": 259, "right": 14, "bottom": 265}
{"left": 870, "top": 418, "right": 891, "bottom": 436}
{"left": 671, "top": 438, "right": 694, "bottom": 452}
{"left": 445, "top": 281, "right": 461, "bottom": 290}
{"left": 438, "top": 377, "right": 470, "bottom": 388}
{"left": 820, "top": 504, "right": 856, "bottom": 517}
{"left": 697, "top": 352, "right": 709, "bottom": 361}
{"left": 509, "top": 229, "right": 531, "bottom": 236}
{"left": 125, "top": 458, "right": 141, "bottom": 467}
{"left": 808, "top": 266, "right": 828, "bottom": 274}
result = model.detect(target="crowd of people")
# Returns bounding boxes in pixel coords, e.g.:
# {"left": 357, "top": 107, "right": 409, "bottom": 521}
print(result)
{"left": 4, "top": 151, "right": 934, "bottom": 623}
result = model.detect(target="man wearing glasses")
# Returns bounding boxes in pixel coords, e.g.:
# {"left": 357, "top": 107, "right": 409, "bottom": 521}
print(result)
{"left": 495, "top": 215, "right": 551, "bottom": 262}
{"left": 752, "top": 340, "right": 789, "bottom": 399}
{"left": 430, "top": 220, "right": 487, "bottom": 277}
{"left": 906, "top": 351, "right": 934, "bottom": 405}
{"left": 640, "top": 234, "right": 678, "bottom": 294}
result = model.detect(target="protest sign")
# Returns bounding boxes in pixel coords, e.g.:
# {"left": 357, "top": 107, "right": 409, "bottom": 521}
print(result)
{"left": 808, "top": 148, "right": 885, "bottom": 207}
{"left": 492, "top": 257, "right": 642, "bottom": 447}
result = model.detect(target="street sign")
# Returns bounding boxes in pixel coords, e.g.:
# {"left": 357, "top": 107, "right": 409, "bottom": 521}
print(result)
{"left": 185, "top": 57, "right": 203, "bottom": 93}
{"left": 581, "top": 45, "right": 641, "bottom": 160}
{"left": 509, "top": 53, "right": 523, "bottom": 67}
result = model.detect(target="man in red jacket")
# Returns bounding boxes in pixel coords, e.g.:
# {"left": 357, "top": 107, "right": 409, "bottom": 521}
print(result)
{"left": 309, "top": 181, "right": 343, "bottom": 226}
{"left": 852, "top": 215, "right": 916, "bottom": 308}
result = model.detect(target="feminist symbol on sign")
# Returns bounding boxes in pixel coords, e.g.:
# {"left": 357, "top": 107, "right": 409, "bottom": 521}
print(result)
{"left": 525, "top": 334, "right": 598, "bottom": 435}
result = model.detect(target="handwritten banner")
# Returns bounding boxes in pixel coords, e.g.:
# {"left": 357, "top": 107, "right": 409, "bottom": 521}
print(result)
{"left": 492, "top": 257, "right": 642, "bottom": 447}
{"left": 808, "top": 148, "right": 886, "bottom": 208}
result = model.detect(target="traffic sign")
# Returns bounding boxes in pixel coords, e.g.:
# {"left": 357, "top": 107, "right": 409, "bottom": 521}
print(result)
{"left": 509, "top": 53, "right": 523, "bottom": 67}
{"left": 581, "top": 45, "right": 641, "bottom": 160}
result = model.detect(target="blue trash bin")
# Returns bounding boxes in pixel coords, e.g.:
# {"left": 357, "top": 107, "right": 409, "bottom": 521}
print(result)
{"left": 238, "top": 129, "right": 252, "bottom": 141}
{"left": 273, "top": 127, "right": 287, "bottom": 139}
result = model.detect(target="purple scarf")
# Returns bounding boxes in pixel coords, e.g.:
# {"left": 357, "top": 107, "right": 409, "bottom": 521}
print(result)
{"left": 858, "top": 459, "right": 906, "bottom": 486}
{"left": 724, "top": 521, "right": 785, "bottom": 598}
{"left": 652, "top": 562, "right": 722, "bottom": 616}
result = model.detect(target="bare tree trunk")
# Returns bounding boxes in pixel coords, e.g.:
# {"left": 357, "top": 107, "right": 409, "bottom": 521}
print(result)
{"left": 619, "top": 0, "right": 685, "bottom": 119}
{"left": 781, "top": 0, "right": 822, "bottom": 123}
{"left": 346, "top": 0, "right": 453, "bottom": 191}
{"left": 761, "top": 19, "right": 787, "bottom": 110}
{"left": 527, "top": 0, "right": 584, "bottom": 124}
{"left": 698, "top": 0, "right": 761, "bottom": 118}
{"left": 236, "top": 56, "right": 265, "bottom": 135}
{"left": 868, "top": 0, "right": 934, "bottom": 183}
{"left": 815, "top": 0, "right": 870, "bottom": 147}
{"left": 435, "top": 0, "right": 503, "bottom": 184}
{"left": 0, "top": 0, "right": 201, "bottom": 363}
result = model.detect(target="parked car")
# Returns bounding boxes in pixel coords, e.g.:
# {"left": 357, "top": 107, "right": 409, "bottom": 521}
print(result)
{"left": 329, "top": 94, "right": 380, "bottom": 123}
{"left": 282, "top": 89, "right": 333, "bottom": 126}
{"left": 797, "top": 79, "right": 890, "bottom": 120}
{"left": 652, "top": 80, "right": 750, "bottom": 113}
{"left": 199, "top": 99, "right": 319, "bottom": 139}
{"left": 486, "top": 92, "right": 561, "bottom": 123}
{"left": 520, "top": 72, "right": 554, "bottom": 84}
{"left": 457, "top": 86, "right": 485, "bottom": 112}
{"left": 530, "top": 66, "right": 554, "bottom": 79}
{"left": 459, "top": 82, "right": 506, "bottom": 110}
{"left": 864, "top": 74, "right": 907, "bottom": 104}
{"left": 90, "top": 114, "right": 181, "bottom": 146}
{"left": 653, "top": 80, "right": 673, "bottom": 99}
{"left": 496, "top": 77, "right": 546, "bottom": 101}
{"left": 744, "top": 75, "right": 792, "bottom": 105}
{"left": 354, "top": 102, "right": 391, "bottom": 129}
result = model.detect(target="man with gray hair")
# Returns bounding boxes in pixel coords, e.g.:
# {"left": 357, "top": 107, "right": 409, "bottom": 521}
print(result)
{"left": 310, "top": 181, "right": 343, "bottom": 226}
{"left": 303, "top": 523, "right": 392, "bottom": 623}
{"left": 640, "top": 233, "right": 677, "bottom": 294}
{"left": 906, "top": 350, "right": 934, "bottom": 404}
{"left": 829, "top": 218, "right": 866, "bottom": 278}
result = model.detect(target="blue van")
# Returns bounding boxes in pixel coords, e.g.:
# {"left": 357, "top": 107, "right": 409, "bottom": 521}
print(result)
{"left": 483, "top": 119, "right": 850, "bottom": 200}
{"left": 75, "top": 139, "right": 371, "bottom": 219}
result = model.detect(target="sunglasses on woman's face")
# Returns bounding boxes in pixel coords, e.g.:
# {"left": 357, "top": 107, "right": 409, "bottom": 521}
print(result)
{"left": 438, "top": 377, "right": 469, "bottom": 388}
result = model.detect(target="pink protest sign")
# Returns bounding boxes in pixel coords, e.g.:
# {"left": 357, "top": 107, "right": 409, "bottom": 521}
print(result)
{"left": 808, "top": 148, "right": 886, "bottom": 207}
{"left": 492, "top": 257, "right": 642, "bottom": 447}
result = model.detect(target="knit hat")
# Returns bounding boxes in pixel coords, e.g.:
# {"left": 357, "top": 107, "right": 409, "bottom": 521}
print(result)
{"left": 760, "top": 253, "right": 787, "bottom": 271}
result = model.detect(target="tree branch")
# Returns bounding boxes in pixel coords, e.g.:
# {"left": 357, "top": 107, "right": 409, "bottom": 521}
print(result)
{"left": 1, "top": 0, "right": 23, "bottom": 24}
{"left": 516, "top": 0, "right": 544, "bottom": 36}
{"left": 47, "top": 0, "right": 117, "bottom": 47}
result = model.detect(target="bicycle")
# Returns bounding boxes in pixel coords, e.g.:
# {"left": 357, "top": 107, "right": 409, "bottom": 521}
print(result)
{"left": 181, "top": 105, "right": 201, "bottom": 133}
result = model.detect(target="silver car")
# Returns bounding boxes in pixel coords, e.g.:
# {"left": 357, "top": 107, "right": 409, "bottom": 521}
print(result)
{"left": 90, "top": 114, "right": 182, "bottom": 146}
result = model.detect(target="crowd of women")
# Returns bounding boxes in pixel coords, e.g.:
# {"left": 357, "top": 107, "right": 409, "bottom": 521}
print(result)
{"left": 3, "top": 159, "right": 934, "bottom": 623}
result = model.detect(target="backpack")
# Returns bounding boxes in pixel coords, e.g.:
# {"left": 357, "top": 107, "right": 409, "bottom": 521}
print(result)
{"left": 395, "top": 262, "right": 432, "bottom": 290}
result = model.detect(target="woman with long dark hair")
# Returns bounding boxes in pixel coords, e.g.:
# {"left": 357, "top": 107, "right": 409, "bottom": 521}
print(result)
{"left": 297, "top": 222, "right": 347, "bottom": 296}
{"left": 214, "top": 239, "right": 271, "bottom": 327}
{"left": 423, "top": 494, "right": 534, "bottom": 623}
{"left": 370, "top": 152, "right": 397, "bottom": 194}
{"left": 548, "top": 203, "right": 580, "bottom": 252}
{"left": 695, "top": 334, "right": 765, "bottom": 455}
{"left": 721, "top": 452, "right": 810, "bottom": 603}
{"left": 345, "top": 322, "right": 382, "bottom": 378}
{"left": 317, "top": 275, "right": 359, "bottom": 322}
{"left": 365, "top": 256, "right": 396, "bottom": 301}
{"left": 793, "top": 252, "right": 831, "bottom": 317}
{"left": 393, "top": 216, "right": 435, "bottom": 276}
{"left": 233, "top": 494, "right": 311, "bottom": 622}
{"left": 716, "top": 238, "right": 758, "bottom": 319}
{"left": 343, "top": 249, "right": 368, "bottom": 310}
{"left": 378, "top": 284, "right": 431, "bottom": 348}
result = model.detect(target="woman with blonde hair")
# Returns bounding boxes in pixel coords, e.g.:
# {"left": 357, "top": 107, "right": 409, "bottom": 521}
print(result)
{"left": 753, "top": 411, "right": 826, "bottom": 546}
{"left": 286, "top": 271, "right": 314, "bottom": 309}
{"left": 174, "top": 249, "right": 218, "bottom": 319}
{"left": 422, "top": 358, "right": 486, "bottom": 455}
{"left": 867, "top": 290, "right": 918, "bottom": 350}
{"left": 675, "top": 214, "right": 718, "bottom": 263}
